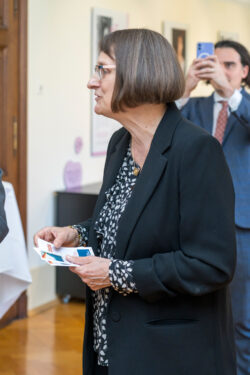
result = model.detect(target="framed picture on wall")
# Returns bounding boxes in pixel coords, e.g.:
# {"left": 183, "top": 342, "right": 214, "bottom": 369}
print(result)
{"left": 217, "top": 30, "right": 239, "bottom": 42}
{"left": 90, "top": 8, "right": 128, "bottom": 156}
{"left": 163, "top": 21, "right": 188, "bottom": 73}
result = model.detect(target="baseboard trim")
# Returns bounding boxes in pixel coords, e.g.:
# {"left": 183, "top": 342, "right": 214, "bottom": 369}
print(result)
{"left": 28, "top": 298, "right": 60, "bottom": 317}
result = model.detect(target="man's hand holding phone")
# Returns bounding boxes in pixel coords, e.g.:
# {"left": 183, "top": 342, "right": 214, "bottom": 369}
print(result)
{"left": 183, "top": 42, "right": 234, "bottom": 98}
{"left": 195, "top": 54, "right": 234, "bottom": 97}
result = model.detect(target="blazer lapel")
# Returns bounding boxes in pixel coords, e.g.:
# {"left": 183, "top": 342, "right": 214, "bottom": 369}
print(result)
{"left": 223, "top": 88, "right": 248, "bottom": 145}
{"left": 102, "top": 131, "right": 130, "bottom": 193}
{"left": 115, "top": 103, "right": 182, "bottom": 260}
{"left": 92, "top": 130, "right": 130, "bottom": 225}
{"left": 222, "top": 114, "right": 236, "bottom": 145}
{"left": 199, "top": 94, "right": 214, "bottom": 134}
{"left": 88, "top": 131, "right": 129, "bottom": 249}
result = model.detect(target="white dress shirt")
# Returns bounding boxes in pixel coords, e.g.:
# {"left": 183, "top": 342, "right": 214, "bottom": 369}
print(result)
{"left": 176, "top": 89, "right": 243, "bottom": 135}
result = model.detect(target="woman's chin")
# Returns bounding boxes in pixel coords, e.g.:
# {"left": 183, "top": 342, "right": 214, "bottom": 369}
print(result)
{"left": 94, "top": 107, "right": 113, "bottom": 119}
{"left": 94, "top": 105, "right": 103, "bottom": 115}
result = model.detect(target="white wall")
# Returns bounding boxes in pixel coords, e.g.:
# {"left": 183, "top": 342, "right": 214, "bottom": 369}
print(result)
{"left": 27, "top": 0, "right": 250, "bottom": 309}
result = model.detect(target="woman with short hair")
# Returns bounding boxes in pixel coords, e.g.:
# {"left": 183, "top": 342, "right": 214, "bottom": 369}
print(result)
{"left": 35, "top": 29, "right": 236, "bottom": 375}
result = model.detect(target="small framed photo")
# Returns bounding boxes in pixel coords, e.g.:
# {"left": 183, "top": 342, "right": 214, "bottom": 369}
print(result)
{"left": 163, "top": 21, "right": 188, "bottom": 73}
{"left": 90, "top": 8, "right": 128, "bottom": 156}
{"left": 217, "top": 30, "right": 239, "bottom": 42}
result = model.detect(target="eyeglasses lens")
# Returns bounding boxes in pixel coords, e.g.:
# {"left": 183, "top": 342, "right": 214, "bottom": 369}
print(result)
{"left": 94, "top": 65, "right": 102, "bottom": 80}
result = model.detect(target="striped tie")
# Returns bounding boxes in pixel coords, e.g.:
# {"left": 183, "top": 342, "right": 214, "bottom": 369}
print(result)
{"left": 214, "top": 101, "right": 228, "bottom": 144}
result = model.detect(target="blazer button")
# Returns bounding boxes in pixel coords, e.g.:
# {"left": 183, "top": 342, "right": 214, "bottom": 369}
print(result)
{"left": 111, "top": 311, "right": 121, "bottom": 322}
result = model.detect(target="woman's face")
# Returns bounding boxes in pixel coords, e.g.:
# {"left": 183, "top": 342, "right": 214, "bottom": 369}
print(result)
{"left": 87, "top": 52, "right": 116, "bottom": 118}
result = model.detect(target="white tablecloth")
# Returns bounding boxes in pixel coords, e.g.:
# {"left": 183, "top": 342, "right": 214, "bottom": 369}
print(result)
{"left": 0, "top": 182, "right": 32, "bottom": 319}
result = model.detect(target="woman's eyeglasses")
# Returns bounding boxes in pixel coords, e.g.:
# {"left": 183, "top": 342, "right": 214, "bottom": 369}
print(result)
{"left": 94, "top": 64, "right": 116, "bottom": 80}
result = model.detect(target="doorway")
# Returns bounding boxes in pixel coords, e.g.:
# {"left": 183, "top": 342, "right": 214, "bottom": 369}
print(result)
{"left": 0, "top": 0, "right": 27, "bottom": 327}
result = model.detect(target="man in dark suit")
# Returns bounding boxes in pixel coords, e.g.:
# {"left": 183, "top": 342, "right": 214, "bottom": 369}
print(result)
{"left": 0, "top": 169, "right": 8, "bottom": 243}
{"left": 178, "top": 40, "right": 250, "bottom": 375}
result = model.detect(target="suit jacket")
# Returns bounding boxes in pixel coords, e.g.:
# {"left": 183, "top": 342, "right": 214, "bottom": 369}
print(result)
{"left": 181, "top": 89, "right": 250, "bottom": 229}
{"left": 0, "top": 169, "right": 8, "bottom": 243}
{"left": 82, "top": 103, "right": 236, "bottom": 375}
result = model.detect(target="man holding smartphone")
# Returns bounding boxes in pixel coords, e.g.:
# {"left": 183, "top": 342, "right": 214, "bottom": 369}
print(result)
{"left": 178, "top": 40, "right": 250, "bottom": 375}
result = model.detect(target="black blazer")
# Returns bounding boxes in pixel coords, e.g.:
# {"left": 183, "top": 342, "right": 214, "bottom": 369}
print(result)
{"left": 82, "top": 103, "right": 236, "bottom": 375}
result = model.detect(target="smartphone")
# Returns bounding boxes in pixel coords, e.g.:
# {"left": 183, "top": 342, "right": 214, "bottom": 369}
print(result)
{"left": 196, "top": 42, "right": 214, "bottom": 59}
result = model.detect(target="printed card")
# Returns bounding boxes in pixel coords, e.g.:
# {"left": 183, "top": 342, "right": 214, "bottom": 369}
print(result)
{"left": 33, "top": 238, "right": 94, "bottom": 267}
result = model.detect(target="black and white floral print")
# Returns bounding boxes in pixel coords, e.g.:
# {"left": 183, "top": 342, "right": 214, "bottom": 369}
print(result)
{"left": 74, "top": 145, "right": 139, "bottom": 366}
{"left": 72, "top": 225, "right": 88, "bottom": 246}
{"left": 109, "top": 260, "right": 136, "bottom": 295}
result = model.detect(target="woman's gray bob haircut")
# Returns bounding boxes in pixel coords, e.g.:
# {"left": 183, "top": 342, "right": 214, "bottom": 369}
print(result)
{"left": 99, "top": 28, "right": 185, "bottom": 112}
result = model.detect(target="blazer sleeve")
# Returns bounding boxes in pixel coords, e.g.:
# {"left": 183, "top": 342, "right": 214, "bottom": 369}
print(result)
{"left": 0, "top": 170, "right": 8, "bottom": 243}
{"left": 180, "top": 97, "right": 195, "bottom": 120}
{"left": 133, "top": 134, "right": 236, "bottom": 302}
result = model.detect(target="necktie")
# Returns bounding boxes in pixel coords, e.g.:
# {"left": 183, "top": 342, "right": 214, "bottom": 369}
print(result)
{"left": 214, "top": 101, "right": 228, "bottom": 144}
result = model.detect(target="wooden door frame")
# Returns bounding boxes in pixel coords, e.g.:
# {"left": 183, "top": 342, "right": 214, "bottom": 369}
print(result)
{"left": 18, "top": 0, "right": 27, "bottom": 236}
{"left": 17, "top": 0, "right": 28, "bottom": 320}
{"left": 0, "top": 0, "right": 28, "bottom": 328}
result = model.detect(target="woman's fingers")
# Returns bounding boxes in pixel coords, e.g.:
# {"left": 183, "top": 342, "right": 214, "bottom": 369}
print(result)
{"left": 34, "top": 226, "right": 78, "bottom": 248}
{"left": 53, "top": 230, "right": 68, "bottom": 248}
{"left": 68, "top": 257, "right": 111, "bottom": 291}
{"left": 66, "top": 255, "right": 93, "bottom": 265}
{"left": 33, "top": 226, "right": 55, "bottom": 246}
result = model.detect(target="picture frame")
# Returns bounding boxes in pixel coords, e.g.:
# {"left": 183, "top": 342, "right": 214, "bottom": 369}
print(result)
{"left": 217, "top": 30, "right": 239, "bottom": 42}
{"left": 163, "top": 21, "right": 189, "bottom": 73}
{"left": 90, "top": 8, "right": 128, "bottom": 156}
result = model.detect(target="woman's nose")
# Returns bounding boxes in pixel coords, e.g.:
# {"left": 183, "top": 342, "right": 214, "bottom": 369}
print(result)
{"left": 87, "top": 75, "right": 100, "bottom": 89}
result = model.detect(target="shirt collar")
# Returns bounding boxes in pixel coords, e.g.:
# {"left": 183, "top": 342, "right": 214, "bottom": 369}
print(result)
{"left": 214, "top": 88, "right": 241, "bottom": 103}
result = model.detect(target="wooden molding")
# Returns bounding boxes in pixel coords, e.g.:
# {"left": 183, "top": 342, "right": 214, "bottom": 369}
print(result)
{"left": 0, "top": 0, "right": 28, "bottom": 328}
{"left": 18, "top": 0, "right": 27, "bottom": 237}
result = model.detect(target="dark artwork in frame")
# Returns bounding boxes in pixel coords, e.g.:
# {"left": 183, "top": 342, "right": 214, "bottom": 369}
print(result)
{"left": 172, "top": 28, "right": 186, "bottom": 72}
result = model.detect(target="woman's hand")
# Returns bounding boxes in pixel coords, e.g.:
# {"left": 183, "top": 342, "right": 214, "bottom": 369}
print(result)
{"left": 33, "top": 226, "right": 80, "bottom": 248}
{"left": 67, "top": 256, "right": 111, "bottom": 291}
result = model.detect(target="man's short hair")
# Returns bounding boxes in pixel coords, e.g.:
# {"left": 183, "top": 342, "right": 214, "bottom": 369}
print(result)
{"left": 99, "top": 29, "right": 185, "bottom": 112}
{"left": 215, "top": 40, "right": 250, "bottom": 88}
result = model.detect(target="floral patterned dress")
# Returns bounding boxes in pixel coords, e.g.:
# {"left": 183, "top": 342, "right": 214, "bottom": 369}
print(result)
{"left": 73, "top": 145, "right": 140, "bottom": 366}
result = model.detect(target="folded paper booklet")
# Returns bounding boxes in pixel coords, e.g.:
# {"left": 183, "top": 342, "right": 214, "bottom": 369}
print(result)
{"left": 34, "top": 238, "right": 94, "bottom": 267}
